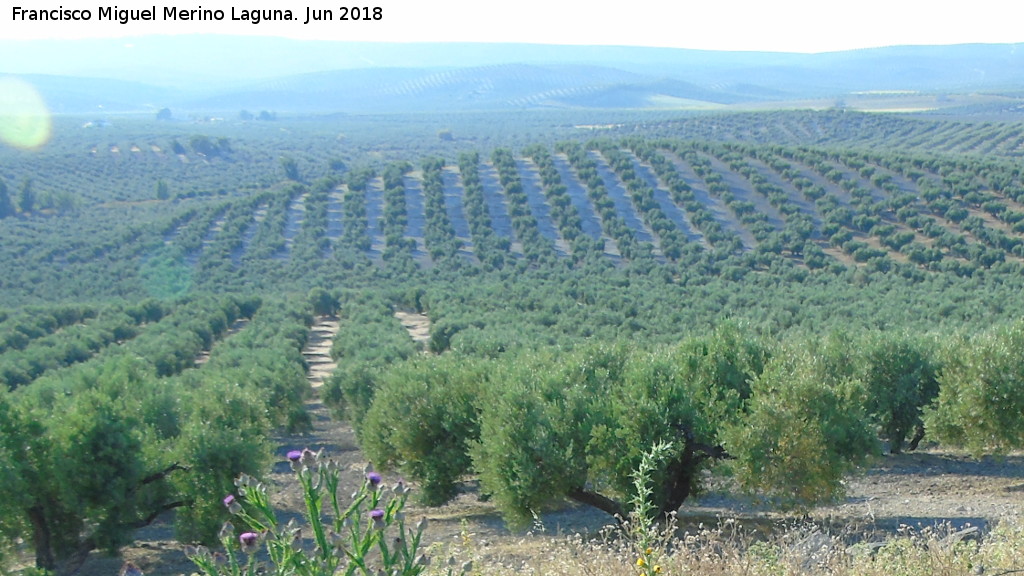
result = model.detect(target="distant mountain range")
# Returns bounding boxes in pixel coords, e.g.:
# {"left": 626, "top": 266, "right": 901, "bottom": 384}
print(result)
{"left": 2, "top": 37, "right": 1022, "bottom": 114}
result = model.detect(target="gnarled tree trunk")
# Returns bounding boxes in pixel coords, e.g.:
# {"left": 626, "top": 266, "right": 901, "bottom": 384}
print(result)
{"left": 27, "top": 505, "right": 55, "bottom": 571}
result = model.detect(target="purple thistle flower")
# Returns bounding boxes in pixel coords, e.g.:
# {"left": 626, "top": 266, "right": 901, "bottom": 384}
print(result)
{"left": 287, "top": 449, "right": 304, "bottom": 471}
{"left": 239, "top": 532, "right": 260, "bottom": 554}
{"left": 366, "top": 471, "right": 382, "bottom": 487}
{"left": 369, "top": 509, "right": 386, "bottom": 530}
{"left": 223, "top": 494, "right": 242, "bottom": 515}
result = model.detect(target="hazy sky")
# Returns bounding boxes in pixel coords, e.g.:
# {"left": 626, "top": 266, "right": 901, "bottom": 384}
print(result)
{"left": 2, "top": 0, "right": 1020, "bottom": 52}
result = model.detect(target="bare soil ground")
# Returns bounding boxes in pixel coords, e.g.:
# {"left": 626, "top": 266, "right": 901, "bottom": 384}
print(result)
{"left": 688, "top": 450, "right": 1024, "bottom": 540}
{"left": 304, "top": 316, "right": 340, "bottom": 385}
{"left": 90, "top": 432, "right": 1022, "bottom": 576}
{"left": 394, "top": 310, "right": 431, "bottom": 347}
{"left": 72, "top": 314, "right": 1023, "bottom": 574}
{"left": 80, "top": 423, "right": 1024, "bottom": 575}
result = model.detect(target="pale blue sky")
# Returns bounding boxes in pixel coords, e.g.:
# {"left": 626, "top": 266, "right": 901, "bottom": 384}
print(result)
{"left": 3, "top": 0, "right": 1021, "bottom": 53}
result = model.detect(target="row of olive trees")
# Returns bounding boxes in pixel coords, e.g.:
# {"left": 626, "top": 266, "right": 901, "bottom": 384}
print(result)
{"left": 0, "top": 295, "right": 314, "bottom": 575}
{"left": 355, "top": 321, "right": 1024, "bottom": 525}
{"left": 321, "top": 289, "right": 420, "bottom": 436}
{"left": 557, "top": 141, "right": 652, "bottom": 262}
{"left": 522, "top": 143, "right": 600, "bottom": 262}
{"left": 0, "top": 306, "right": 162, "bottom": 390}
{"left": 419, "top": 157, "right": 463, "bottom": 264}
{"left": 0, "top": 303, "right": 101, "bottom": 354}
{"left": 491, "top": 148, "right": 556, "bottom": 264}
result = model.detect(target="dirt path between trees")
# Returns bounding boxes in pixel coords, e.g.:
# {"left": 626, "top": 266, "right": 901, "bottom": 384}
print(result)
{"left": 77, "top": 316, "right": 349, "bottom": 576}
{"left": 394, "top": 310, "right": 431, "bottom": 347}
{"left": 304, "top": 315, "right": 339, "bottom": 388}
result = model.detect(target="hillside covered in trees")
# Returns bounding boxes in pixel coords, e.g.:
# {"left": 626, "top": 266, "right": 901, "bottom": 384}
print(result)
{"left": 3, "top": 106, "right": 1024, "bottom": 575}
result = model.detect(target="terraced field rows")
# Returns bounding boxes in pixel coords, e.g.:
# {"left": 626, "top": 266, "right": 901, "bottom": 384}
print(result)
{"left": 477, "top": 161, "right": 522, "bottom": 256}
{"left": 364, "top": 176, "right": 386, "bottom": 259}
{"left": 402, "top": 173, "right": 429, "bottom": 260}
{"left": 626, "top": 151, "right": 707, "bottom": 247}
{"left": 515, "top": 157, "right": 570, "bottom": 257}
{"left": 550, "top": 152, "right": 607, "bottom": 243}
{"left": 662, "top": 149, "right": 755, "bottom": 250}
{"left": 649, "top": 112, "right": 1024, "bottom": 157}
{"left": 440, "top": 165, "right": 478, "bottom": 262}
{"left": 161, "top": 140, "right": 1024, "bottom": 275}
{"left": 590, "top": 149, "right": 664, "bottom": 260}
{"left": 280, "top": 192, "right": 307, "bottom": 259}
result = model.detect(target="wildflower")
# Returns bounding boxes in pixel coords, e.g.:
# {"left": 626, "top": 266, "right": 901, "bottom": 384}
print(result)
{"left": 370, "top": 509, "right": 386, "bottom": 530}
{"left": 300, "top": 448, "right": 318, "bottom": 468}
{"left": 367, "top": 471, "right": 383, "bottom": 487}
{"left": 415, "top": 517, "right": 428, "bottom": 532}
{"left": 653, "top": 565, "right": 662, "bottom": 574}
{"left": 239, "top": 531, "right": 260, "bottom": 554}
{"left": 219, "top": 521, "right": 235, "bottom": 540}
{"left": 637, "top": 557, "right": 647, "bottom": 567}
{"left": 223, "top": 494, "right": 242, "bottom": 514}
{"left": 392, "top": 480, "right": 407, "bottom": 496}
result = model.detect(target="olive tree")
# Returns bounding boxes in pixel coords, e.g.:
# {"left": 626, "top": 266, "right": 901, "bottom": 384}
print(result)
{"left": 725, "top": 344, "right": 877, "bottom": 508}
{"left": 926, "top": 320, "right": 1024, "bottom": 455}
{"left": 361, "top": 328, "right": 875, "bottom": 526}
{"left": 360, "top": 355, "right": 485, "bottom": 506}
{"left": 0, "top": 356, "right": 272, "bottom": 574}
{"left": 856, "top": 332, "right": 939, "bottom": 453}
{"left": 1, "top": 366, "right": 186, "bottom": 574}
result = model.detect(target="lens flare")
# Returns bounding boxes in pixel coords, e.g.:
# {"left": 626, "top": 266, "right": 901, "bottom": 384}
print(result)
{"left": 0, "top": 77, "right": 52, "bottom": 149}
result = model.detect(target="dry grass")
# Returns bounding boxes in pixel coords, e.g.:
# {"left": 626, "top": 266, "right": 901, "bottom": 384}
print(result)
{"left": 417, "top": 516, "right": 1024, "bottom": 576}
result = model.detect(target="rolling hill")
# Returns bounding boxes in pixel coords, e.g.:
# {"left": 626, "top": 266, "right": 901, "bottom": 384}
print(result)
{"left": 3, "top": 38, "right": 1022, "bottom": 114}
{"left": 5, "top": 110, "right": 1024, "bottom": 309}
